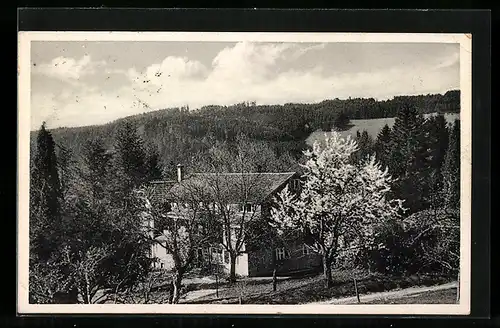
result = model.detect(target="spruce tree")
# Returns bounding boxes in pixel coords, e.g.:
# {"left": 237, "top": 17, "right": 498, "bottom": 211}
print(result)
{"left": 353, "top": 130, "right": 374, "bottom": 163}
{"left": 425, "top": 114, "right": 450, "bottom": 207}
{"left": 56, "top": 143, "right": 75, "bottom": 198}
{"left": 114, "top": 122, "right": 148, "bottom": 198}
{"left": 427, "top": 114, "right": 449, "bottom": 171}
{"left": 82, "top": 138, "right": 113, "bottom": 200}
{"left": 390, "top": 105, "right": 432, "bottom": 213}
{"left": 30, "top": 122, "right": 63, "bottom": 260}
{"left": 374, "top": 124, "right": 393, "bottom": 169}
{"left": 442, "top": 119, "right": 460, "bottom": 209}
{"left": 334, "top": 112, "right": 350, "bottom": 130}
{"left": 144, "top": 147, "right": 163, "bottom": 181}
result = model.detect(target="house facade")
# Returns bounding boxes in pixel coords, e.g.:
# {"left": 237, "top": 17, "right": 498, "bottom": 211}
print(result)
{"left": 147, "top": 164, "right": 322, "bottom": 277}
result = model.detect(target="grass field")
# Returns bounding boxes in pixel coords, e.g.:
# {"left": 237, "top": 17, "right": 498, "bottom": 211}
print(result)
{"left": 364, "top": 287, "right": 458, "bottom": 304}
{"left": 182, "top": 270, "right": 454, "bottom": 305}
{"left": 306, "top": 112, "right": 460, "bottom": 147}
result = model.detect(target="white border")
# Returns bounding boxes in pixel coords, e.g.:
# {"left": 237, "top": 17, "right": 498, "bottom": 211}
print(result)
{"left": 17, "top": 32, "right": 472, "bottom": 315}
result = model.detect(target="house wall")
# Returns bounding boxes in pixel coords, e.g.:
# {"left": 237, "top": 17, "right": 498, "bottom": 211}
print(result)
{"left": 152, "top": 243, "right": 175, "bottom": 270}
{"left": 218, "top": 252, "right": 249, "bottom": 277}
{"left": 148, "top": 173, "right": 306, "bottom": 276}
{"left": 248, "top": 240, "right": 323, "bottom": 277}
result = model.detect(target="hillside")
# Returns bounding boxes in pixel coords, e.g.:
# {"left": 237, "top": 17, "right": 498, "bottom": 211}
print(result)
{"left": 306, "top": 113, "right": 460, "bottom": 147}
{"left": 31, "top": 90, "right": 460, "bottom": 177}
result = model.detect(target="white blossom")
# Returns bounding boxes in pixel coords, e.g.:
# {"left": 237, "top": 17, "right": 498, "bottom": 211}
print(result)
{"left": 271, "top": 131, "right": 405, "bottom": 260}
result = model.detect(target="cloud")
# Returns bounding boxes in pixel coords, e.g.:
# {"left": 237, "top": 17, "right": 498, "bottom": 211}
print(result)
{"left": 127, "top": 56, "right": 208, "bottom": 86}
{"left": 30, "top": 42, "right": 460, "bottom": 129}
{"left": 208, "top": 42, "right": 293, "bottom": 85}
{"left": 33, "top": 54, "right": 106, "bottom": 81}
{"left": 434, "top": 51, "right": 460, "bottom": 70}
{"left": 287, "top": 43, "right": 326, "bottom": 60}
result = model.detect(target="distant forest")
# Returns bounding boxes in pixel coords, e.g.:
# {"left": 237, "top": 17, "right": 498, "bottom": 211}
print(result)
{"left": 31, "top": 90, "right": 460, "bottom": 180}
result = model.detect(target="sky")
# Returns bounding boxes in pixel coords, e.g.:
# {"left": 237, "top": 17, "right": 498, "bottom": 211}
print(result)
{"left": 30, "top": 41, "right": 460, "bottom": 130}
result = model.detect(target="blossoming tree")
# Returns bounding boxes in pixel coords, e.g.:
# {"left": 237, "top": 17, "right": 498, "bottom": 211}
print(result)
{"left": 271, "top": 131, "right": 405, "bottom": 288}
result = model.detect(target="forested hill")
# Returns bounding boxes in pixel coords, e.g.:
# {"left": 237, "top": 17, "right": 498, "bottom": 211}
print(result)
{"left": 31, "top": 90, "right": 460, "bottom": 178}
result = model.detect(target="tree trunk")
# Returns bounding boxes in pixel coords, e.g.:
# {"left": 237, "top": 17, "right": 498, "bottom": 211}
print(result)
{"left": 170, "top": 273, "right": 183, "bottom": 304}
{"left": 456, "top": 270, "right": 460, "bottom": 303}
{"left": 229, "top": 254, "right": 237, "bottom": 283}
{"left": 167, "top": 280, "right": 174, "bottom": 304}
{"left": 215, "top": 274, "right": 219, "bottom": 298}
{"left": 323, "top": 254, "right": 333, "bottom": 288}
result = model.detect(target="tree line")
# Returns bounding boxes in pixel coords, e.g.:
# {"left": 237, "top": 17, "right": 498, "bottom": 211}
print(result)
{"left": 34, "top": 90, "right": 459, "bottom": 181}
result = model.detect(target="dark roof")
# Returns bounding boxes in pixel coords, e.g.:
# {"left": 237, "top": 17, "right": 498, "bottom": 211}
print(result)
{"left": 147, "top": 180, "right": 176, "bottom": 203}
{"left": 147, "top": 172, "right": 298, "bottom": 204}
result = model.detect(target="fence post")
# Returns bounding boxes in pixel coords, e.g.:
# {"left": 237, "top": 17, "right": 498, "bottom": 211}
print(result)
{"left": 354, "top": 278, "right": 360, "bottom": 303}
{"left": 215, "top": 273, "right": 219, "bottom": 298}
{"left": 272, "top": 268, "right": 277, "bottom": 292}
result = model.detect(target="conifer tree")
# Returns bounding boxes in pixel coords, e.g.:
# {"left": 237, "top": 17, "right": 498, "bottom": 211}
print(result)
{"left": 353, "top": 130, "right": 374, "bottom": 163}
{"left": 390, "top": 105, "right": 432, "bottom": 213}
{"left": 30, "top": 122, "right": 63, "bottom": 260}
{"left": 374, "top": 124, "right": 393, "bottom": 168}
{"left": 144, "top": 147, "right": 163, "bottom": 181}
{"left": 442, "top": 119, "right": 460, "bottom": 209}
{"left": 114, "top": 122, "right": 148, "bottom": 198}
{"left": 425, "top": 114, "right": 450, "bottom": 207}
{"left": 427, "top": 114, "right": 449, "bottom": 171}
{"left": 56, "top": 143, "right": 76, "bottom": 199}
{"left": 334, "top": 112, "right": 350, "bottom": 131}
{"left": 82, "top": 138, "right": 113, "bottom": 200}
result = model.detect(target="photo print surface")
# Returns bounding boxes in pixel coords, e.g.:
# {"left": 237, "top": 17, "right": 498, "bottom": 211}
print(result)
{"left": 17, "top": 32, "right": 472, "bottom": 315}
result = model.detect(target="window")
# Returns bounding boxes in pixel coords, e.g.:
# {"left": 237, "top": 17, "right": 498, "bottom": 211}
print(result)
{"left": 162, "top": 202, "right": 172, "bottom": 212}
{"left": 302, "top": 244, "right": 311, "bottom": 256}
{"left": 244, "top": 203, "right": 253, "bottom": 213}
{"left": 211, "top": 247, "right": 224, "bottom": 264}
{"left": 290, "top": 179, "right": 301, "bottom": 191}
{"left": 202, "top": 248, "right": 210, "bottom": 263}
{"left": 275, "top": 247, "right": 289, "bottom": 261}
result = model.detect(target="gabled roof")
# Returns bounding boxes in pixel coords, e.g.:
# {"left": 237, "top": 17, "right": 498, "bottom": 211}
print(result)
{"left": 147, "top": 172, "right": 298, "bottom": 204}
{"left": 147, "top": 180, "right": 176, "bottom": 203}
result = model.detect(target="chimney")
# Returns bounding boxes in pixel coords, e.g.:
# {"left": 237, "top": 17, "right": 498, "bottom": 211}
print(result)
{"left": 177, "top": 164, "right": 184, "bottom": 182}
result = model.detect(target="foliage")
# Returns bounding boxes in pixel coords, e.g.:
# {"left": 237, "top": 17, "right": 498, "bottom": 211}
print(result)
{"left": 403, "top": 207, "right": 460, "bottom": 276}
{"left": 442, "top": 119, "right": 460, "bottom": 209}
{"left": 30, "top": 122, "right": 64, "bottom": 261}
{"left": 28, "top": 249, "right": 76, "bottom": 304}
{"left": 137, "top": 184, "right": 222, "bottom": 303}
{"left": 352, "top": 130, "right": 374, "bottom": 164}
{"left": 29, "top": 123, "right": 156, "bottom": 304}
{"left": 113, "top": 122, "right": 150, "bottom": 197}
{"left": 389, "top": 105, "right": 433, "bottom": 213}
{"left": 37, "top": 91, "right": 460, "bottom": 176}
{"left": 373, "top": 124, "right": 393, "bottom": 169}
{"left": 271, "top": 131, "right": 405, "bottom": 287}
{"left": 28, "top": 91, "right": 461, "bottom": 303}
{"left": 333, "top": 112, "right": 351, "bottom": 131}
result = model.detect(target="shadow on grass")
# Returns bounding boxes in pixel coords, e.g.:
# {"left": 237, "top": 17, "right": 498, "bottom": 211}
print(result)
{"left": 184, "top": 271, "right": 454, "bottom": 305}
{"left": 364, "top": 287, "right": 458, "bottom": 304}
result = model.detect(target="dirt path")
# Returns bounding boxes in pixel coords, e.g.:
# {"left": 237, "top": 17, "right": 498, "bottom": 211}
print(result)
{"left": 180, "top": 288, "right": 225, "bottom": 302}
{"left": 312, "top": 281, "right": 458, "bottom": 305}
